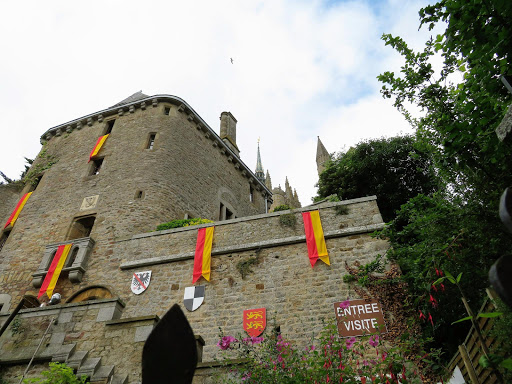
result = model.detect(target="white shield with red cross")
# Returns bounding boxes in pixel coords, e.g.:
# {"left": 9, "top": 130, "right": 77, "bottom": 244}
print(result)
{"left": 131, "top": 271, "right": 152, "bottom": 294}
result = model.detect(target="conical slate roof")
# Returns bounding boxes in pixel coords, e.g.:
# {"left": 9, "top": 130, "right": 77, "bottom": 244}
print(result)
{"left": 110, "top": 91, "right": 149, "bottom": 108}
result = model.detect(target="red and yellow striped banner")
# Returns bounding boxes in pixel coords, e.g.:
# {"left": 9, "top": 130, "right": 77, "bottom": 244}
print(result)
{"left": 38, "top": 244, "right": 72, "bottom": 299}
{"left": 88, "top": 134, "right": 109, "bottom": 162}
{"left": 4, "top": 192, "right": 33, "bottom": 230}
{"left": 192, "top": 226, "right": 214, "bottom": 283}
{"left": 302, "top": 210, "right": 329, "bottom": 267}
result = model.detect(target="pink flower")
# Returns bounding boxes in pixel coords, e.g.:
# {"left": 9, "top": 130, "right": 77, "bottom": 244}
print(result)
{"left": 243, "top": 336, "right": 264, "bottom": 345}
{"left": 419, "top": 310, "right": 426, "bottom": 321}
{"left": 429, "top": 294, "right": 438, "bottom": 308}
{"left": 345, "top": 337, "right": 356, "bottom": 349}
{"left": 368, "top": 335, "right": 379, "bottom": 348}
{"left": 339, "top": 299, "right": 350, "bottom": 310}
{"left": 217, "top": 336, "right": 237, "bottom": 350}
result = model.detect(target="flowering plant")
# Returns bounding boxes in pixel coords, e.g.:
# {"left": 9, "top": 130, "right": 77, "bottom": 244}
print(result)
{"left": 216, "top": 321, "right": 427, "bottom": 383}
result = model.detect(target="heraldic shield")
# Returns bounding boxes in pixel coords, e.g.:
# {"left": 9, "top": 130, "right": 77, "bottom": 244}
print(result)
{"left": 183, "top": 285, "right": 205, "bottom": 311}
{"left": 243, "top": 308, "right": 266, "bottom": 337}
{"left": 131, "top": 271, "right": 152, "bottom": 295}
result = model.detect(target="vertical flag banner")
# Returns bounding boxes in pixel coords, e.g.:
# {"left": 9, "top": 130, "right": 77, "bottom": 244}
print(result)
{"left": 4, "top": 192, "right": 33, "bottom": 230}
{"left": 302, "top": 210, "right": 330, "bottom": 267}
{"left": 192, "top": 226, "right": 214, "bottom": 283}
{"left": 88, "top": 134, "right": 109, "bottom": 162}
{"left": 38, "top": 244, "right": 73, "bottom": 299}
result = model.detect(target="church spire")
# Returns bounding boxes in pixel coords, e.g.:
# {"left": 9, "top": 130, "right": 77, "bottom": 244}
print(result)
{"left": 316, "top": 136, "right": 331, "bottom": 176}
{"left": 255, "top": 139, "right": 265, "bottom": 183}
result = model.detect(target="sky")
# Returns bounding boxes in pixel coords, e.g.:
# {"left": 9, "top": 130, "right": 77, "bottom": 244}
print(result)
{"left": 0, "top": 0, "right": 441, "bottom": 205}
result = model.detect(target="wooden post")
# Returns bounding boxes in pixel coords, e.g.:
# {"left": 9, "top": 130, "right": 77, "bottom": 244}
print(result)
{"left": 459, "top": 344, "right": 480, "bottom": 384}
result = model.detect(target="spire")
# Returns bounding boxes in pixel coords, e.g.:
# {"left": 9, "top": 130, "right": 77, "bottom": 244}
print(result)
{"left": 316, "top": 136, "right": 331, "bottom": 176}
{"left": 255, "top": 139, "right": 265, "bottom": 183}
{"left": 265, "top": 170, "right": 272, "bottom": 190}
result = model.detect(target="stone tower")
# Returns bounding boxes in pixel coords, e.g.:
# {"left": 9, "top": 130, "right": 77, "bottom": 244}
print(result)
{"left": 0, "top": 91, "right": 390, "bottom": 384}
{"left": 316, "top": 136, "right": 331, "bottom": 176}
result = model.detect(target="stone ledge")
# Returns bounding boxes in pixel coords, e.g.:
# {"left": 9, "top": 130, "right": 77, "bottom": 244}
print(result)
{"left": 119, "top": 223, "right": 384, "bottom": 270}
{"left": 196, "top": 358, "right": 248, "bottom": 369}
{"left": 0, "top": 298, "right": 125, "bottom": 320}
{"left": 106, "top": 315, "right": 160, "bottom": 326}
{"left": 117, "top": 196, "right": 379, "bottom": 243}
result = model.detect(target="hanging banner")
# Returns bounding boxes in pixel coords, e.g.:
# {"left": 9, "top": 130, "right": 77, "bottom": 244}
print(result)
{"left": 192, "top": 226, "right": 214, "bottom": 283}
{"left": 333, "top": 299, "right": 387, "bottom": 337}
{"left": 38, "top": 243, "right": 73, "bottom": 299}
{"left": 302, "top": 210, "right": 329, "bottom": 267}
{"left": 4, "top": 192, "right": 33, "bottom": 229}
{"left": 88, "top": 134, "right": 109, "bottom": 162}
{"left": 131, "top": 271, "right": 152, "bottom": 294}
{"left": 243, "top": 308, "right": 266, "bottom": 337}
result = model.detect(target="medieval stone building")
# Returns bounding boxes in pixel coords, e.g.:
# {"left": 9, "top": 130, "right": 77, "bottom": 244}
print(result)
{"left": 0, "top": 93, "right": 387, "bottom": 383}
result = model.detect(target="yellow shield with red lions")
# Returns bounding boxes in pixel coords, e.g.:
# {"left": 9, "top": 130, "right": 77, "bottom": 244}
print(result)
{"left": 243, "top": 308, "right": 266, "bottom": 337}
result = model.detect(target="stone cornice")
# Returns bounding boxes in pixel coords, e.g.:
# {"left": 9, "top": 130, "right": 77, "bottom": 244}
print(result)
{"left": 40, "top": 94, "right": 272, "bottom": 198}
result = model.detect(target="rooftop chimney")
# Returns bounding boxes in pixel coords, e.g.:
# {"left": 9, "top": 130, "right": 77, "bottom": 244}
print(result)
{"left": 220, "top": 112, "right": 239, "bottom": 157}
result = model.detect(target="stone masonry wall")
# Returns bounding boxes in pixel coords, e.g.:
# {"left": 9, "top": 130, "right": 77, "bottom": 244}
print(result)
{"left": 0, "top": 197, "right": 388, "bottom": 384}
{"left": 0, "top": 100, "right": 268, "bottom": 319}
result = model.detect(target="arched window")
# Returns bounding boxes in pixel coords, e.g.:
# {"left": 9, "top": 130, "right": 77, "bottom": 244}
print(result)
{"left": 66, "top": 286, "right": 113, "bottom": 303}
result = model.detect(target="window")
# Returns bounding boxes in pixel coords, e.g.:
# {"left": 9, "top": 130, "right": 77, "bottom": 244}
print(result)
{"left": 0, "top": 230, "right": 11, "bottom": 252}
{"left": 249, "top": 185, "right": 254, "bottom": 202}
{"left": 147, "top": 133, "right": 156, "bottom": 150}
{"left": 105, "top": 119, "right": 115, "bottom": 134}
{"left": 164, "top": 107, "right": 170, "bottom": 115}
{"left": 90, "top": 158, "right": 104, "bottom": 176}
{"left": 65, "top": 247, "right": 79, "bottom": 268}
{"left": 135, "top": 190, "right": 144, "bottom": 199}
{"left": 67, "top": 216, "right": 96, "bottom": 240}
{"left": 219, "top": 202, "right": 236, "bottom": 221}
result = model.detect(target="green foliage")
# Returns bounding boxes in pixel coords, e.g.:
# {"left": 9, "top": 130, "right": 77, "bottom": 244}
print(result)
{"left": 272, "top": 204, "right": 291, "bottom": 212}
{"left": 316, "top": 136, "right": 440, "bottom": 222}
{"left": 156, "top": 218, "right": 214, "bottom": 231}
{"left": 379, "top": 194, "right": 512, "bottom": 361}
{"left": 376, "top": 2, "right": 512, "bottom": 364}
{"left": 279, "top": 213, "right": 296, "bottom": 228}
{"left": 23, "top": 147, "right": 57, "bottom": 186}
{"left": 216, "top": 320, "right": 433, "bottom": 383}
{"left": 236, "top": 248, "right": 262, "bottom": 279}
{"left": 23, "top": 362, "right": 87, "bottom": 384}
{"left": 10, "top": 316, "right": 23, "bottom": 336}
{"left": 334, "top": 205, "right": 349, "bottom": 215}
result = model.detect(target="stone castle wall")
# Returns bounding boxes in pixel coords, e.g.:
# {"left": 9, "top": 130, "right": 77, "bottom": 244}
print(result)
{"left": 0, "top": 198, "right": 388, "bottom": 383}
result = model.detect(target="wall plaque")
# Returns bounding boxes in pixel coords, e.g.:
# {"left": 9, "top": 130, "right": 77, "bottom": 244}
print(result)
{"left": 333, "top": 299, "right": 387, "bottom": 337}
{"left": 80, "top": 195, "right": 99, "bottom": 211}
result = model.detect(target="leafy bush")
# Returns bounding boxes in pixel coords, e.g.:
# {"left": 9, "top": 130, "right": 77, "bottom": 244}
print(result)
{"left": 272, "top": 205, "right": 291, "bottom": 212}
{"left": 156, "top": 218, "right": 213, "bottom": 231}
{"left": 279, "top": 213, "right": 296, "bottom": 228}
{"left": 216, "top": 317, "right": 431, "bottom": 383}
{"left": 23, "top": 362, "right": 87, "bottom": 384}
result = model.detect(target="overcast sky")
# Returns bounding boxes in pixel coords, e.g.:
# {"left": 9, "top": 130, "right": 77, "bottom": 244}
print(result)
{"left": 0, "top": 0, "right": 440, "bottom": 205}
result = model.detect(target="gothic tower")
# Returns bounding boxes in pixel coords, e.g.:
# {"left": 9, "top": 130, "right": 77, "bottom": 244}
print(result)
{"left": 255, "top": 140, "right": 265, "bottom": 183}
{"left": 316, "top": 136, "right": 331, "bottom": 176}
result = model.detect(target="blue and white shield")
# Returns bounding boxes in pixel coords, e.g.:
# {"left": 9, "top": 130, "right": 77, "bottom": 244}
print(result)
{"left": 184, "top": 286, "right": 205, "bottom": 311}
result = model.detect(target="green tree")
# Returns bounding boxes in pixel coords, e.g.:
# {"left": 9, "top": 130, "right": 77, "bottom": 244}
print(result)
{"left": 376, "top": 0, "right": 512, "bottom": 368}
{"left": 316, "top": 136, "right": 439, "bottom": 222}
{"left": 377, "top": 0, "right": 512, "bottom": 204}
